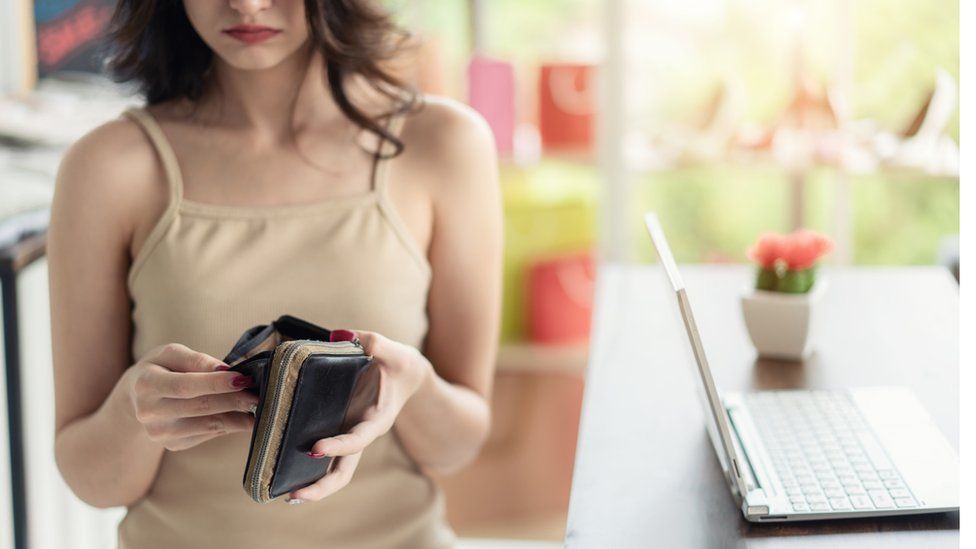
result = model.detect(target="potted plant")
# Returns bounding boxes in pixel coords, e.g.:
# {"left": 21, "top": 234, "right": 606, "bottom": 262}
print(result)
{"left": 740, "top": 229, "right": 833, "bottom": 361}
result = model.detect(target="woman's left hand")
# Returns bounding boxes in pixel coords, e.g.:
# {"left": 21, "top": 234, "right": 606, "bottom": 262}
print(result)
{"left": 285, "top": 330, "right": 432, "bottom": 504}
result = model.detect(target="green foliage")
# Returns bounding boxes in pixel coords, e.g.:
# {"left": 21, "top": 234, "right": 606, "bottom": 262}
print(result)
{"left": 755, "top": 267, "right": 779, "bottom": 291}
{"left": 854, "top": 0, "right": 959, "bottom": 140}
{"left": 778, "top": 268, "right": 816, "bottom": 294}
{"left": 754, "top": 266, "right": 816, "bottom": 293}
{"left": 630, "top": 163, "right": 958, "bottom": 266}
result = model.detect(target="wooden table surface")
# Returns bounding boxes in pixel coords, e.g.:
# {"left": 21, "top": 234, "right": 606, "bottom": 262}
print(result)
{"left": 565, "top": 265, "right": 959, "bottom": 549}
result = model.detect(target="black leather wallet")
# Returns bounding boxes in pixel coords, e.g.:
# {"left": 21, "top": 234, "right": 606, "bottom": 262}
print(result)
{"left": 223, "top": 315, "right": 378, "bottom": 503}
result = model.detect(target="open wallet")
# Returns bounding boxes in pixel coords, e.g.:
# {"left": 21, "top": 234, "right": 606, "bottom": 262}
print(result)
{"left": 222, "top": 314, "right": 379, "bottom": 503}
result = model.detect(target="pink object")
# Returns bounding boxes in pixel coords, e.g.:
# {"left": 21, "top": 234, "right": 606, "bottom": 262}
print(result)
{"left": 747, "top": 229, "right": 833, "bottom": 270}
{"left": 467, "top": 56, "right": 515, "bottom": 156}
{"left": 747, "top": 233, "right": 789, "bottom": 269}
{"left": 528, "top": 253, "right": 595, "bottom": 345}
{"left": 783, "top": 230, "right": 833, "bottom": 270}
{"left": 329, "top": 329, "right": 357, "bottom": 343}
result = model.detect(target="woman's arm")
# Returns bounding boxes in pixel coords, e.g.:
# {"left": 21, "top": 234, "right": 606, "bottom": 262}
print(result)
{"left": 50, "top": 120, "right": 257, "bottom": 507}
{"left": 49, "top": 122, "right": 166, "bottom": 507}
{"left": 290, "top": 100, "right": 501, "bottom": 502}
{"left": 391, "top": 101, "right": 501, "bottom": 473}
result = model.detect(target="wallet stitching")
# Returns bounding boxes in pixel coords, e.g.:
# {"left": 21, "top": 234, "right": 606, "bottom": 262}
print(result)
{"left": 268, "top": 360, "right": 336, "bottom": 498}
{"left": 243, "top": 341, "right": 365, "bottom": 503}
{"left": 253, "top": 342, "right": 307, "bottom": 502}
{"left": 240, "top": 351, "right": 271, "bottom": 498}
{"left": 242, "top": 342, "right": 292, "bottom": 502}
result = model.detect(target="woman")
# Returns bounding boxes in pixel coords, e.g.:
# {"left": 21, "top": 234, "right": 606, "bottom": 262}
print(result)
{"left": 47, "top": 1, "right": 501, "bottom": 547}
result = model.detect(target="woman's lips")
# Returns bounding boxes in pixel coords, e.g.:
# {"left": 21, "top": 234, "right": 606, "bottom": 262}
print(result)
{"left": 222, "top": 25, "right": 281, "bottom": 45}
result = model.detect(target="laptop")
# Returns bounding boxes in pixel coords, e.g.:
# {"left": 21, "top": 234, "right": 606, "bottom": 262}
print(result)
{"left": 643, "top": 212, "right": 959, "bottom": 522}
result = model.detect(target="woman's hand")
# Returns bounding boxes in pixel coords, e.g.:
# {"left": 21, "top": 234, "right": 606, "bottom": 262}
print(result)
{"left": 123, "top": 343, "right": 259, "bottom": 451}
{"left": 285, "top": 330, "right": 432, "bottom": 504}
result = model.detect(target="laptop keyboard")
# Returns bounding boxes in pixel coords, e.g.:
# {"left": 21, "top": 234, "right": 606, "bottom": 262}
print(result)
{"left": 744, "top": 390, "right": 918, "bottom": 513}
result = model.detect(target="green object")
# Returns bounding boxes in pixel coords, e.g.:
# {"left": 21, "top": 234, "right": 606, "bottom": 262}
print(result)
{"left": 777, "top": 268, "right": 815, "bottom": 293}
{"left": 754, "top": 266, "right": 818, "bottom": 293}
{"left": 500, "top": 162, "right": 599, "bottom": 342}
{"left": 755, "top": 267, "right": 779, "bottom": 291}
{"left": 630, "top": 164, "right": 958, "bottom": 266}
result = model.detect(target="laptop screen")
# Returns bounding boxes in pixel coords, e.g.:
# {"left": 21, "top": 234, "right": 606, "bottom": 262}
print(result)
{"left": 643, "top": 212, "right": 749, "bottom": 499}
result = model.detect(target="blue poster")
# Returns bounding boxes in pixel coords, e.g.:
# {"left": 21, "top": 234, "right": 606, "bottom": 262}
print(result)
{"left": 34, "top": 0, "right": 117, "bottom": 77}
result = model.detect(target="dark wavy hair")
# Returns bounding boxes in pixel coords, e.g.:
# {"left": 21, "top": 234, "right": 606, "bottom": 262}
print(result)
{"left": 104, "top": 0, "right": 420, "bottom": 156}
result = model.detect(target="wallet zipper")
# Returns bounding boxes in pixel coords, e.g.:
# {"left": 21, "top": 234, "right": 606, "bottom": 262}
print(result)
{"left": 248, "top": 339, "right": 365, "bottom": 502}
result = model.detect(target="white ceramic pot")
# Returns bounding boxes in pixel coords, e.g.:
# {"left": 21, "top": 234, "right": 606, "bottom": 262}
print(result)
{"left": 739, "top": 279, "right": 827, "bottom": 361}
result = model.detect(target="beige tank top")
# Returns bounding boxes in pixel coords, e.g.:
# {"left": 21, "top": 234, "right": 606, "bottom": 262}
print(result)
{"left": 116, "top": 106, "right": 455, "bottom": 549}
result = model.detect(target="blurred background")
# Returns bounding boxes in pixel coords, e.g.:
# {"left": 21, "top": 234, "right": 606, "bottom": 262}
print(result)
{"left": 0, "top": 0, "right": 959, "bottom": 547}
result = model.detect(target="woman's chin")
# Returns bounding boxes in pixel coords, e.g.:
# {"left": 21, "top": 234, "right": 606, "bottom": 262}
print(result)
{"left": 216, "top": 50, "right": 293, "bottom": 71}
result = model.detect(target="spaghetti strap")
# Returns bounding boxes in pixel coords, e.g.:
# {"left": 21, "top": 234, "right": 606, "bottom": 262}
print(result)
{"left": 121, "top": 106, "right": 185, "bottom": 294}
{"left": 371, "top": 109, "right": 429, "bottom": 277}
{"left": 122, "top": 106, "right": 185, "bottom": 205}
{"left": 371, "top": 110, "right": 408, "bottom": 196}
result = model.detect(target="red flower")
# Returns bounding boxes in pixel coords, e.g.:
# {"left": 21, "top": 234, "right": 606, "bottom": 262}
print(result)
{"left": 747, "top": 229, "right": 833, "bottom": 271}
{"left": 782, "top": 229, "right": 833, "bottom": 270}
{"left": 747, "top": 232, "right": 788, "bottom": 269}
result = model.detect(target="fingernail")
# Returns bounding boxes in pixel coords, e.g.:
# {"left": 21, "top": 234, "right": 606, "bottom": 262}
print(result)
{"left": 286, "top": 497, "right": 305, "bottom": 505}
{"left": 306, "top": 451, "right": 326, "bottom": 458}
{"left": 232, "top": 375, "right": 254, "bottom": 388}
{"left": 215, "top": 364, "right": 230, "bottom": 371}
{"left": 330, "top": 329, "right": 356, "bottom": 343}
{"left": 248, "top": 403, "right": 258, "bottom": 415}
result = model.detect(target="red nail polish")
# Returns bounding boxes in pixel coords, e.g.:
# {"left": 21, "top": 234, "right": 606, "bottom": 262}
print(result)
{"left": 307, "top": 451, "right": 326, "bottom": 458}
{"left": 232, "top": 375, "right": 254, "bottom": 388}
{"left": 330, "top": 329, "right": 356, "bottom": 343}
{"left": 215, "top": 364, "right": 230, "bottom": 371}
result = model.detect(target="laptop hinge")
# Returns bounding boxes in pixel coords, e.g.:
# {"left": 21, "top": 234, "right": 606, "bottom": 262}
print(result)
{"left": 726, "top": 405, "right": 773, "bottom": 504}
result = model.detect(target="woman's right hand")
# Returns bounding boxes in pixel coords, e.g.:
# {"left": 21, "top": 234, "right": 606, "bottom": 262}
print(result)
{"left": 123, "top": 343, "right": 259, "bottom": 451}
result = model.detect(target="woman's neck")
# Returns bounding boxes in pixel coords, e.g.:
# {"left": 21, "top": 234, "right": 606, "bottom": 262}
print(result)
{"left": 198, "top": 42, "right": 341, "bottom": 142}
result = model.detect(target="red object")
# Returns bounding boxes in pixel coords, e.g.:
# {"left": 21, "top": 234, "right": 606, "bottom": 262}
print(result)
{"left": 747, "top": 229, "right": 833, "bottom": 270}
{"left": 747, "top": 233, "right": 789, "bottom": 269}
{"left": 539, "top": 64, "right": 596, "bottom": 152}
{"left": 232, "top": 375, "right": 254, "bottom": 388}
{"left": 329, "top": 329, "right": 357, "bottom": 343}
{"left": 783, "top": 229, "right": 833, "bottom": 270}
{"left": 527, "top": 253, "right": 596, "bottom": 345}
{"left": 222, "top": 24, "right": 282, "bottom": 45}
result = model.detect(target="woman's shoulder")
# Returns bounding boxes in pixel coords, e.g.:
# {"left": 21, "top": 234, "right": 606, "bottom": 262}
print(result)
{"left": 398, "top": 94, "right": 497, "bottom": 192}
{"left": 53, "top": 108, "right": 169, "bottom": 234}
{"left": 401, "top": 95, "right": 494, "bottom": 153}
{"left": 60, "top": 108, "right": 167, "bottom": 194}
